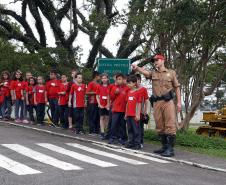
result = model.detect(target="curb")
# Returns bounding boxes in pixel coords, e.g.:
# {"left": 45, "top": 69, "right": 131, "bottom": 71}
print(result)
{"left": 1, "top": 120, "right": 226, "bottom": 174}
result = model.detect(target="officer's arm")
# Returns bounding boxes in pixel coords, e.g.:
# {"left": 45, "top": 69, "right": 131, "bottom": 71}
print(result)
{"left": 175, "top": 87, "right": 181, "bottom": 112}
{"left": 172, "top": 70, "right": 181, "bottom": 112}
{"left": 132, "top": 64, "right": 152, "bottom": 79}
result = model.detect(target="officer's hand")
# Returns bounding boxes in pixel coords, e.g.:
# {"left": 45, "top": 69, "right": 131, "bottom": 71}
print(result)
{"left": 131, "top": 64, "right": 138, "bottom": 71}
{"left": 177, "top": 103, "right": 182, "bottom": 112}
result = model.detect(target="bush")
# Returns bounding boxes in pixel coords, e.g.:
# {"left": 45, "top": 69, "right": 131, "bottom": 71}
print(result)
{"left": 144, "top": 129, "right": 226, "bottom": 150}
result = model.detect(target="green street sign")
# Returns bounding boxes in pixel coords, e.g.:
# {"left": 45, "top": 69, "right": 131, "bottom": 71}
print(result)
{"left": 97, "top": 58, "right": 131, "bottom": 83}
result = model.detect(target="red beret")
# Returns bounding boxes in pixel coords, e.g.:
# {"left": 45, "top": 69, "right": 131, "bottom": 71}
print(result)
{"left": 153, "top": 54, "right": 165, "bottom": 60}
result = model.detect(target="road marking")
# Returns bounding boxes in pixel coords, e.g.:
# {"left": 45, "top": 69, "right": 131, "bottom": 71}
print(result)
{"left": 37, "top": 143, "right": 117, "bottom": 168}
{"left": 0, "top": 154, "right": 42, "bottom": 175}
{"left": 93, "top": 143, "right": 170, "bottom": 164}
{"left": 2, "top": 144, "right": 82, "bottom": 171}
{"left": 66, "top": 143, "right": 148, "bottom": 165}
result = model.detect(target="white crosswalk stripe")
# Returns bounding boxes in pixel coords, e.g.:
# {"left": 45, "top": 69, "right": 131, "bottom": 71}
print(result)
{"left": 66, "top": 143, "right": 148, "bottom": 165}
{"left": 0, "top": 154, "right": 42, "bottom": 175}
{"left": 93, "top": 143, "right": 170, "bottom": 164}
{"left": 0, "top": 142, "right": 171, "bottom": 176}
{"left": 1, "top": 144, "right": 82, "bottom": 171}
{"left": 37, "top": 143, "right": 117, "bottom": 168}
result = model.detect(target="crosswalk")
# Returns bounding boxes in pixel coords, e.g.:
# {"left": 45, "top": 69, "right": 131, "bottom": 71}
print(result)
{"left": 0, "top": 143, "right": 171, "bottom": 176}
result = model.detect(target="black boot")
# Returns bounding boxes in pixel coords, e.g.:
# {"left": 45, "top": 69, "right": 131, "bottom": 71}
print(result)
{"left": 161, "top": 135, "right": 175, "bottom": 157}
{"left": 154, "top": 134, "right": 167, "bottom": 154}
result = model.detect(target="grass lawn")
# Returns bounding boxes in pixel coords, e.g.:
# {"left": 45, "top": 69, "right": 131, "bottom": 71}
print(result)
{"left": 144, "top": 129, "right": 226, "bottom": 160}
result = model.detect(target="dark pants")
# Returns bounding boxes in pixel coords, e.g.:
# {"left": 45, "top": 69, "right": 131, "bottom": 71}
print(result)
{"left": 127, "top": 117, "right": 141, "bottom": 146}
{"left": 105, "top": 109, "right": 113, "bottom": 139}
{"left": 1, "top": 96, "right": 12, "bottom": 118}
{"left": 27, "top": 105, "right": 36, "bottom": 122}
{"left": 49, "top": 99, "right": 59, "bottom": 125}
{"left": 36, "top": 103, "right": 45, "bottom": 124}
{"left": 73, "top": 108, "right": 84, "bottom": 132}
{"left": 15, "top": 99, "right": 24, "bottom": 120}
{"left": 88, "top": 104, "right": 100, "bottom": 134}
{"left": 23, "top": 100, "right": 28, "bottom": 120}
{"left": 60, "top": 105, "right": 69, "bottom": 128}
{"left": 111, "top": 112, "right": 127, "bottom": 140}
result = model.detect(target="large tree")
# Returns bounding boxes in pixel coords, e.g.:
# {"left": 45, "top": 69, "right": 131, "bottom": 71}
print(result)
{"left": 0, "top": 0, "right": 150, "bottom": 68}
{"left": 143, "top": 0, "right": 226, "bottom": 129}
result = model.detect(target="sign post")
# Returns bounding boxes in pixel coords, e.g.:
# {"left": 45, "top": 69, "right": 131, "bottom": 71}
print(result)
{"left": 97, "top": 58, "right": 131, "bottom": 83}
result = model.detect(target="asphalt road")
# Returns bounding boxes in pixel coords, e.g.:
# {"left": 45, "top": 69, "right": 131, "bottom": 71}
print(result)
{"left": 0, "top": 123, "right": 225, "bottom": 185}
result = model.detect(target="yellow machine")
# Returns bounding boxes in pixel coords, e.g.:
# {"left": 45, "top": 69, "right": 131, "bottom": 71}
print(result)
{"left": 196, "top": 106, "right": 226, "bottom": 139}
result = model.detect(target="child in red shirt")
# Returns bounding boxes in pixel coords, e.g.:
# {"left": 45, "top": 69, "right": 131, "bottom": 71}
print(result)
{"left": 125, "top": 75, "right": 142, "bottom": 150}
{"left": 58, "top": 75, "right": 69, "bottom": 129}
{"left": 25, "top": 77, "right": 36, "bottom": 124}
{"left": 69, "top": 73, "right": 86, "bottom": 134}
{"left": 86, "top": 71, "right": 100, "bottom": 135}
{"left": 10, "top": 70, "right": 25, "bottom": 123}
{"left": 109, "top": 73, "right": 130, "bottom": 144}
{"left": 136, "top": 74, "right": 149, "bottom": 148}
{"left": 0, "top": 71, "right": 12, "bottom": 120}
{"left": 46, "top": 70, "right": 60, "bottom": 125}
{"left": 104, "top": 74, "right": 118, "bottom": 140}
{"left": 68, "top": 69, "right": 78, "bottom": 129}
{"left": 96, "top": 73, "right": 110, "bottom": 140}
{"left": 34, "top": 76, "right": 47, "bottom": 125}
{"left": 23, "top": 71, "right": 33, "bottom": 123}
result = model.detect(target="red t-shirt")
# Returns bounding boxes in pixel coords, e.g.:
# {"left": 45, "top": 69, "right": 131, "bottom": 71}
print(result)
{"left": 86, "top": 81, "right": 98, "bottom": 104}
{"left": 111, "top": 85, "right": 130, "bottom": 113}
{"left": 58, "top": 83, "right": 69, "bottom": 106}
{"left": 137, "top": 86, "right": 149, "bottom": 114}
{"left": 10, "top": 80, "right": 25, "bottom": 100}
{"left": 70, "top": 83, "right": 86, "bottom": 108}
{"left": 46, "top": 79, "right": 60, "bottom": 99}
{"left": 109, "top": 83, "right": 116, "bottom": 104}
{"left": 26, "top": 85, "right": 35, "bottom": 105}
{"left": 34, "top": 85, "right": 46, "bottom": 104}
{"left": 0, "top": 80, "right": 11, "bottom": 97}
{"left": 68, "top": 80, "right": 76, "bottom": 105}
{"left": 23, "top": 81, "right": 29, "bottom": 89}
{"left": 126, "top": 90, "right": 142, "bottom": 117}
{"left": 96, "top": 84, "right": 110, "bottom": 107}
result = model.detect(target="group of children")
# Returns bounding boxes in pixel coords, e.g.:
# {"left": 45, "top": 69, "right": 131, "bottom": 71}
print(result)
{"left": 0, "top": 69, "right": 149, "bottom": 149}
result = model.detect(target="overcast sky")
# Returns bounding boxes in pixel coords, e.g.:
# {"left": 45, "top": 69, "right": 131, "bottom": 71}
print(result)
{"left": 1, "top": 0, "right": 130, "bottom": 63}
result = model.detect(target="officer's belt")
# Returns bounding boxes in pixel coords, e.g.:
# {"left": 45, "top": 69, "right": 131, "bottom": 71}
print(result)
{"left": 149, "top": 91, "right": 174, "bottom": 107}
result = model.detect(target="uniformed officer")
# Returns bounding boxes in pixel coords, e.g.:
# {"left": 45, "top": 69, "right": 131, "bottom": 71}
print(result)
{"left": 132, "top": 54, "right": 181, "bottom": 157}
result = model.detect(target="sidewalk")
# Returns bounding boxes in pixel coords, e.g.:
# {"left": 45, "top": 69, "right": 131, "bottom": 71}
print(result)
{"left": 1, "top": 120, "right": 226, "bottom": 173}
